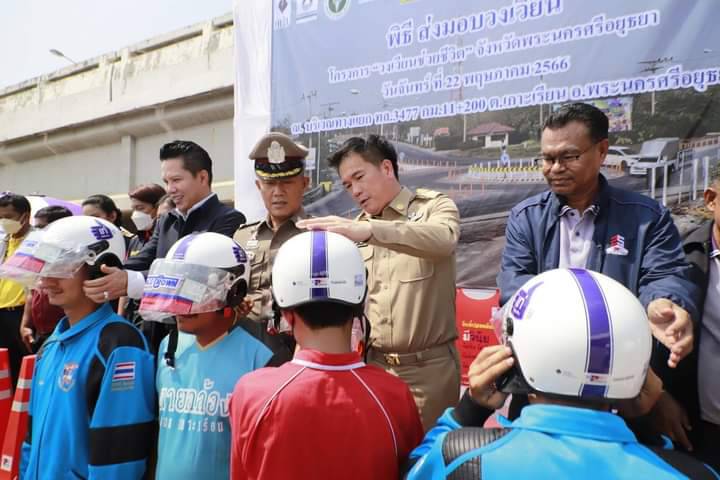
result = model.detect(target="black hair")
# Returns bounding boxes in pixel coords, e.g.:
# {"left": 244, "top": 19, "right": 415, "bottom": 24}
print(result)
{"left": 328, "top": 134, "right": 399, "bottom": 179}
{"left": 34, "top": 205, "right": 73, "bottom": 224}
{"left": 82, "top": 194, "right": 123, "bottom": 228}
{"left": 159, "top": 140, "right": 213, "bottom": 185}
{"left": 543, "top": 102, "right": 609, "bottom": 144}
{"left": 129, "top": 183, "right": 166, "bottom": 207}
{"left": 0, "top": 193, "right": 31, "bottom": 216}
{"left": 290, "top": 302, "right": 357, "bottom": 330}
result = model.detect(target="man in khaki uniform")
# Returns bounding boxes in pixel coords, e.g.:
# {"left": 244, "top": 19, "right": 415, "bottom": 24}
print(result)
{"left": 299, "top": 135, "right": 460, "bottom": 429}
{"left": 234, "top": 132, "right": 310, "bottom": 363}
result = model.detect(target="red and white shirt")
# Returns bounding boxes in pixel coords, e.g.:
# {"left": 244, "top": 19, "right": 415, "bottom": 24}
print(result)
{"left": 230, "top": 349, "right": 424, "bottom": 479}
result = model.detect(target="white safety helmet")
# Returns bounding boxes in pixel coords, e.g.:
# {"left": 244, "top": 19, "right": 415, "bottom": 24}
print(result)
{"left": 139, "top": 232, "right": 249, "bottom": 320}
{"left": 0, "top": 215, "right": 125, "bottom": 286}
{"left": 492, "top": 268, "right": 652, "bottom": 400}
{"left": 272, "top": 230, "right": 366, "bottom": 309}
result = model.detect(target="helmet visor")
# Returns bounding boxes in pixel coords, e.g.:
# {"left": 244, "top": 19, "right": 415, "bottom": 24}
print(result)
{"left": 139, "top": 259, "right": 236, "bottom": 320}
{"left": 0, "top": 231, "right": 100, "bottom": 287}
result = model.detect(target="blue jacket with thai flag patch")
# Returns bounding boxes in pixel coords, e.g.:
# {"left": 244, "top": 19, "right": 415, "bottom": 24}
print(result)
{"left": 406, "top": 404, "right": 720, "bottom": 479}
{"left": 20, "top": 303, "right": 156, "bottom": 480}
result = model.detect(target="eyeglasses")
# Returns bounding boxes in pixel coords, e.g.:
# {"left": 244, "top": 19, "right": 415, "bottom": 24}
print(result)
{"left": 535, "top": 142, "right": 598, "bottom": 166}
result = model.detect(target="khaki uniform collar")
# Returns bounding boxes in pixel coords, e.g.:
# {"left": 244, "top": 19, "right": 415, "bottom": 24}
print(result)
{"left": 362, "top": 187, "right": 414, "bottom": 219}
{"left": 259, "top": 208, "right": 308, "bottom": 234}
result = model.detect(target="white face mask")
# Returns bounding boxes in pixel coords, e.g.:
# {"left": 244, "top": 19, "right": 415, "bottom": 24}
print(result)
{"left": 0, "top": 218, "right": 22, "bottom": 235}
{"left": 131, "top": 210, "right": 154, "bottom": 231}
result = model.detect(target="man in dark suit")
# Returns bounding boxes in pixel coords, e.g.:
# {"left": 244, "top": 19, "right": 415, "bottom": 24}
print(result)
{"left": 83, "top": 140, "right": 245, "bottom": 350}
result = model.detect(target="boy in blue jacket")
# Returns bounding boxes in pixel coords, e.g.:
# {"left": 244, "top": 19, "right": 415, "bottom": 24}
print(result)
{"left": 1, "top": 215, "right": 155, "bottom": 479}
{"left": 407, "top": 269, "right": 719, "bottom": 479}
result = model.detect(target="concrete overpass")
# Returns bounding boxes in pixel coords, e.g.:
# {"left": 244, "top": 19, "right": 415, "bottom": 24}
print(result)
{"left": 0, "top": 13, "right": 237, "bottom": 209}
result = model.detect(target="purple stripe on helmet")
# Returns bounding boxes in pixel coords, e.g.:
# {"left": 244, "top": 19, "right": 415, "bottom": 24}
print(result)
{"left": 569, "top": 268, "right": 613, "bottom": 398}
{"left": 172, "top": 234, "right": 198, "bottom": 260}
{"left": 310, "top": 230, "right": 329, "bottom": 299}
{"left": 580, "top": 384, "right": 607, "bottom": 397}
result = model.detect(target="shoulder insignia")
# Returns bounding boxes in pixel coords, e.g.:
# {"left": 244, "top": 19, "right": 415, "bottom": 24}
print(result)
{"left": 237, "top": 220, "right": 262, "bottom": 230}
{"left": 415, "top": 188, "right": 442, "bottom": 199}
{"left": 120, "top": 227, "right": 136, "bottom": 238}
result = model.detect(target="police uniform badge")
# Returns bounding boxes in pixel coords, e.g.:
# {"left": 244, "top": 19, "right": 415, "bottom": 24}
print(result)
{"left": 267, "top": 141, "right": 286, "bottom": 164}
{"left": 58, "top": 362, "right": 79, "bottom": 392}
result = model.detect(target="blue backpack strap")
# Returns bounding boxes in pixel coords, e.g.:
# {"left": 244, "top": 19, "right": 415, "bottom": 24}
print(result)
{"left": 442, "top": 428, "right": 512, "bottom": 480}
{"left": 650, "top": 447, "right": 720, "bottom": 479}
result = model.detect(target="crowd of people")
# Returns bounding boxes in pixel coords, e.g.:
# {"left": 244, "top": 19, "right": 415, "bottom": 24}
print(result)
{"left": 0, "top": 102, "right": 718, "bottom": 479}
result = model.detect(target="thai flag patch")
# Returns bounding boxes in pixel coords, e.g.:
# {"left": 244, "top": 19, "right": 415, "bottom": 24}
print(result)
{"left": 111, "top": 362, "right": 136, "bottom": 391}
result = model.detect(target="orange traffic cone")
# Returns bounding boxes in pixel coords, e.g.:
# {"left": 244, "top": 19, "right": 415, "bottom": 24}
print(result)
{"left": 0, "top": 355, "right": 35, "bottom": 479}
{"left": 0, "top": 350, "right": 11, "bottom": 440}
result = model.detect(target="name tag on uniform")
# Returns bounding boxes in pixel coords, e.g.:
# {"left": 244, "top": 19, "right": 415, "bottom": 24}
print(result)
{"left": 246, "top": 239, "right": 259, "bottom": 250}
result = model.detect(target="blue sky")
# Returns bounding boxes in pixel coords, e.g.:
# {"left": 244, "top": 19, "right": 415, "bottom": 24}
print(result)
{"left": 0, "top": 0, "right": 233, "bottom": 89}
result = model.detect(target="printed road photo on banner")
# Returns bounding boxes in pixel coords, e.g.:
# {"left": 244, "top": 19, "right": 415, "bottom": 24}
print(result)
{"left": 267, "top": 0, "right": 720, "bottom": 290}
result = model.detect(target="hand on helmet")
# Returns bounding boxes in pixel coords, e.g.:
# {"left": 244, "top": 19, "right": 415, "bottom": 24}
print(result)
{"left": 297, "top": 217, "right": 372, "bottom": 243}
{"left": 83, "top": 265, "right": 128, "bottom": 303}
{"left": 467, "top": 345, "right": 514, "bottom": 410}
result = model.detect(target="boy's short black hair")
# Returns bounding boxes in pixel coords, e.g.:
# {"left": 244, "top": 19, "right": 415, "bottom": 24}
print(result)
{"left": 288, "top": 302, "right": 357, "bottom": 330}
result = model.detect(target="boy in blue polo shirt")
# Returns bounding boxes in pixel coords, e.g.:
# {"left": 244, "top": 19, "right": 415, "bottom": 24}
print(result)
{"left": 140, "top": 232, "right": 273, "bottom": 479}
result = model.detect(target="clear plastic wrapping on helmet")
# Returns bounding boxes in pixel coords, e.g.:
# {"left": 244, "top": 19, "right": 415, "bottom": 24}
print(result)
{"left": 0, "top": 230, "right": 100, "bottom": 287}
{"left": 139, "top": 258, "right": 237, "bottom": 321}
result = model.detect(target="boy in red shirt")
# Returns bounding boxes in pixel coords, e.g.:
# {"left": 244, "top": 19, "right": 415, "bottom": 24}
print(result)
{"left": 230, "top": 231, "right": 423, "bottom": 479}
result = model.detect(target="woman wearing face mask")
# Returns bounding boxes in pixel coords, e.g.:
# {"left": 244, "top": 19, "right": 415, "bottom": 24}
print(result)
{"left": 122, "top": 184, "right": 166, "bottom": 329}
{"left": 127, "top": 184, "right": 166, "bottom": 256}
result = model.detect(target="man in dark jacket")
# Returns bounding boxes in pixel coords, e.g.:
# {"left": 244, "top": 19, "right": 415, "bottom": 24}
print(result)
{"left": 498, "top": 103, "right": 698, "bottom": 370}
{"left": 83, "top": 140, "right": 245, "bottom": 350}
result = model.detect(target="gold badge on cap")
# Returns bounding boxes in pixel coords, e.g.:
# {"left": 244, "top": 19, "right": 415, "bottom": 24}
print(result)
{"left": 268, "top": 141, "right": 286, "bottom": 165}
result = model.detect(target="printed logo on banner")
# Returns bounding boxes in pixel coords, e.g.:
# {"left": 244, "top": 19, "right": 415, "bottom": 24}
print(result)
{"left": 296, "top": 0, "right": 318, "bottom": 24}
{"left": 325, "top": 0, "right": 350, "bottom": 20}
{"left": 274, "top": 0, "right": 292, "bottom": 30}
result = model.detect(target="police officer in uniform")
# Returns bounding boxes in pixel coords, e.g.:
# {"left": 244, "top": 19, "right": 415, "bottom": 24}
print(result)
{"left": 299, "top": 135, "right": 461, "bottom": 430}
{"left": 234, "top": 132, "right": 311, "bottom": 363}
